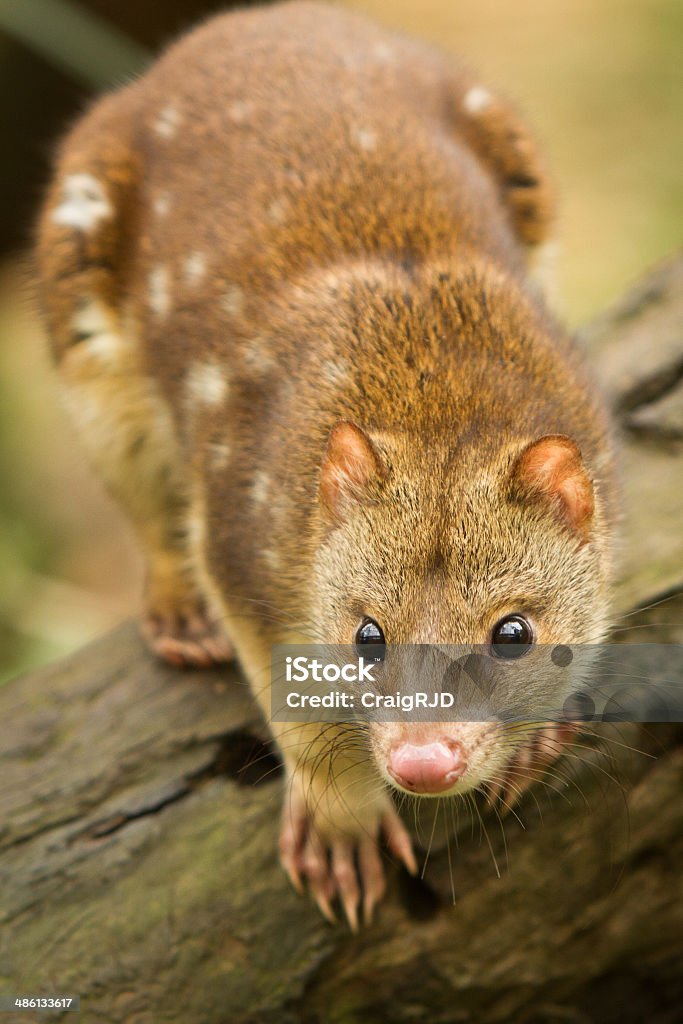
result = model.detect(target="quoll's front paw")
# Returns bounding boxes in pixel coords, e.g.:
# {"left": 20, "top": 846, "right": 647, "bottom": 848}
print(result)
{"left": 141, "top": 586, "right": 234, "bottom": 669}
{"left": 486, "top": 722, "right": 580, "bottom": 810}
{"left": 278, "top": 784, "right": 417, "bottom": 930}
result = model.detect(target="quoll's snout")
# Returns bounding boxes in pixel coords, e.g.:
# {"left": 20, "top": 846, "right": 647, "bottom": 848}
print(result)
{"left": 388, "top": 739, "right": 467, "bottom": 794}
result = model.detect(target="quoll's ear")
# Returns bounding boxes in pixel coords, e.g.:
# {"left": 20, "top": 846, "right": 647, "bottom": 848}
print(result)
{"left": 510, "top": 434, "right": 594, "bottom": 542}
{"left": 320, "top": 421, "right": 385, "bottom": 523}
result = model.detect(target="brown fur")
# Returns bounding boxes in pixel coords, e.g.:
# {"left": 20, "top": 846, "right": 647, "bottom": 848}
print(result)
{"left": 34, "top": 1, "right": 615, "bottom": 924}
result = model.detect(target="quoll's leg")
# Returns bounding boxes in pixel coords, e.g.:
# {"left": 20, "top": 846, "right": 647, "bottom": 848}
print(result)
{"left": 140, "top": 538, "right": 235, "bottom": 668}
{"left": 203, "top": 619, "right": 415, "bottom": 927}
{"left": 274, "top": 722, "right": 417, "bottom": 929}
{"left": 35, "top": 91, "right": 233, "bottom": 668}
{"left": 57, "top": 303, "right": 234, "bottom": 668}
{"left": 221, "top": 616, "right": 418, "bottom": 927}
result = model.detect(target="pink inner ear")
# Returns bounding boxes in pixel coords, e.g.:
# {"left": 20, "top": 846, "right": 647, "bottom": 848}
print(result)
{"left": 320, "top": 421, "right": 384, "bottom": 522}
{"left": 514, "top": 434, "right": 594, "bottom": 539}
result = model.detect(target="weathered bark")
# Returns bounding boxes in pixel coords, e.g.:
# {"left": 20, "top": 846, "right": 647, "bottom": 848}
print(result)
{"left": 1, "top": 257, "right": 682, "bottom": 1024}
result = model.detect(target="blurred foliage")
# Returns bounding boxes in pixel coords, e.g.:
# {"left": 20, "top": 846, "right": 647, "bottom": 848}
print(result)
{"left": 0, "top": 265, "right": 142, "bottom": 684}
{"left": 0, "top": 404, "right": 58, "bottom": 680}
{"left": 0, "top": 0, "right": 681, "bottom": 684}
{"left": 0, "top": 275, "right": 59, "bottom": 679}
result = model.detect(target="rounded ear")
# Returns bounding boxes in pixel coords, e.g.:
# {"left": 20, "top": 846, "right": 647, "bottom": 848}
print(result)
{"left": 509, "top": 434, "right": 594, "bottom": 542}
{"left": 319, "top": 421, "right": 386, "bottom": 524}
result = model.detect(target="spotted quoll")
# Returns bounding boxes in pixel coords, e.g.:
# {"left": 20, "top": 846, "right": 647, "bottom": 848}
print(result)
{"left": 36, "top": 1, "right": 615, "bottom": 928}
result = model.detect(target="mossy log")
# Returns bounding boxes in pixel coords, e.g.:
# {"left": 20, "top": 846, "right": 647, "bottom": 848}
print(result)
{"left": 1, "top": 256, "right": 682, "bottom": 1024}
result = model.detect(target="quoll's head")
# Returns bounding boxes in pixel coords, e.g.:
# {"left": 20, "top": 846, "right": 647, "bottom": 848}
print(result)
{"left": 312, "top": 419, "right": 613, "bottom": 797}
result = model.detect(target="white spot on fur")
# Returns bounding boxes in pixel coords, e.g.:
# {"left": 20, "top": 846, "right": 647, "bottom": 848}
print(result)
{"left": 83, "top": 336, "right": 122, "bottom": 363}
{"left": 149, "top": 266, "right": 170, "bottom": 317}
{"left": 185, "top": 362, "right": 228, "bottom": 407}
{"left": 208, "top": 439, "right": 232, "bottom": 470}
{"left": 251, "top": 470, "right": 270, "bottom": 507}
{"left": 71, "top": 299, "right": 128, "bottom": 361}
{"left": 373, "top": 42, "right": 393, "bottom": 62}
{"left": 72, "top": 299, "right": 111, "bottom": 337}
{"left": 263, "top": 547, "right": 283, "bottom": 572}
{"left": 228, "top": 100, "right": 252, "bottom": 123}
{"left": 267, "top": 198, "right": 286, "bottom": 224}
{"left": 321, "top": 358, "right": 350, "bottom": 385}
{"left": 153, "top": 193, "right": 171, "bottom": 217}
{"left": 221, "top": 284, "right": 245, "bottom": 317}
{"left": 462, "top": 86, "right": 493, "bottom": 115}
{"left": 186, "top": 506, "right": 206, "bottom": 554}
{"left": 184, "top": 252, "right": 207, "bottom": 286}
{"left": 353, "top": 127, "right": 377, "bottom": 152}
{"left": 154, "top": 105, "right": 181, "bottom": 138}
{"left": 242, "top": 335, "right": 275, "bottom": 372}
{"left": 52, "top": 174, "right": 113, "bottom": 232}
{"left": 315, "top": 269, "right": 342, "bottom": 294}
{"left": 285, "top": 167, "right": 306, "bottom": 188}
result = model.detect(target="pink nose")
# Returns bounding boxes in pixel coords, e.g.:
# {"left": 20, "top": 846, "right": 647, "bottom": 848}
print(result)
{"left": 387, "top": 740, "right": 467, "bottom": 794}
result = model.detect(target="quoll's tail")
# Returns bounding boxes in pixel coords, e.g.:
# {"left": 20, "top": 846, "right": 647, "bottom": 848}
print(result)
{"left": 454, "top": 78, "right": 554, "bottom": 249}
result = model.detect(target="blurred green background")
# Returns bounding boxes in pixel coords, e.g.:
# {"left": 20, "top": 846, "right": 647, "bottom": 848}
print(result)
{"left": 0, "top": 0, "right": 680, "bottom": 683}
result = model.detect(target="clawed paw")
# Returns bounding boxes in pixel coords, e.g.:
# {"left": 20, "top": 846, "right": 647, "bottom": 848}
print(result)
{"left": 142, "top": 597, "right": 234, "bottom": 668}
{"left": 486, "top": 722, "right": 580, "bottom": 811}
{"left": 278, "top": 789, "right": 417, "bottom": 930}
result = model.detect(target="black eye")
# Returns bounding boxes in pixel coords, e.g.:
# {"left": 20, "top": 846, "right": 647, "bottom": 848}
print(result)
{"left": 355, "top": 618, "right": 386, "bottom": 661}
{"left": 491, "top": 615, "right": 534, "bottom": 659}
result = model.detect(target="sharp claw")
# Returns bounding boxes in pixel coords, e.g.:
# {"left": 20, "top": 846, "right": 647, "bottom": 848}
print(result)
{"left": 499, "top": 746, "right": 531, "bottom": 809}
{"left": 279, "top": 794, "right": 306, "bottom": 894}
{"left": 343, "top": 897, "right": 359, "bottom": 933}
{"left": 312, "top": 886, "right": 337, "bottom": 925}
{"left": 307, "top": 862, "right": 336, "bottom": 923}
{"left": 516, "top": 743, "right": 533, "bottom": 770}
{"left": 278, "top": 791, "right": 402, "bottom": 926}
{"left": 495, "top": 722, "right": 578, "bottom": 814}
{"left": 382, "top": 804, "right": 418, "bottom": 875}
{"left": 288, "top": 868, "right": 304, "bottom": 894}
{"left": 211, "top": 637, "right": 235, "bottom": 662}
{"left": 332, "top": 841, "right": 360, "bottom": 932}
{"left": 531, "top": 727, "right": 554, "bottom": 766}
{"left": 535, "top": 723, "right": 576, "bottom": 764}
{"left": 502, "top": 777, "right": 531, "bottom": 814}
{"left": 358, "top": 836, "right": 385, "bottom": 926}
{"left": 486, "top": 777, "right": 506, "bottom": 808}
{"left": 302, "top": 832, "right": 337, "bottom": 923}
{"left": 190, "top": 645, "right": 212, "bottom": 667}
{"left": 281, "top": 853, "right": 304, "bottom": 894}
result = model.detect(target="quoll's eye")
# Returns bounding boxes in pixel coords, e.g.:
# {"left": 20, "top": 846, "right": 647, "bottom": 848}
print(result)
{"left": 355, "top": 618, "right": 386, "bottom": 661}
{"left": 491, "top": 614, "right": 534, "bottom": 659}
